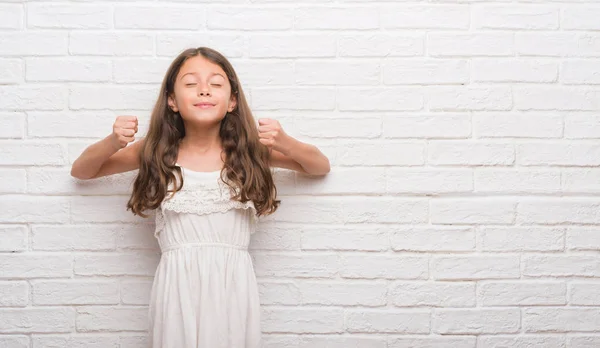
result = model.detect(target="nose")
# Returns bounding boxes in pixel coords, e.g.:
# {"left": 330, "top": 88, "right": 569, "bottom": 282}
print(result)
{"left": 197, "top": 82, "right": 211, "bottom": 96}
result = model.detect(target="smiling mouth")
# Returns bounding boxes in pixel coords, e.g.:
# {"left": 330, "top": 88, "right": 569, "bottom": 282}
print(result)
{"left": 194, "top": 103, "right": 215, "bottom": 109}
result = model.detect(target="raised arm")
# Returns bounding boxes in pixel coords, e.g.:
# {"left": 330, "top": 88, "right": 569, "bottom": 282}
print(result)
{"left": 71, "top": 115, "right": 143, "bottom": 180}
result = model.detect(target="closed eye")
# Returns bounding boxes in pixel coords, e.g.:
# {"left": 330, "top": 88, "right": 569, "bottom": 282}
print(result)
{"left": 185, "top": 83, "right": 197, "bottom": 87}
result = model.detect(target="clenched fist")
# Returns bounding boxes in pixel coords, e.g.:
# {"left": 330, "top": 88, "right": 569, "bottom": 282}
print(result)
{"left": 110, "top": 115, "right": 138, "bottom": 150}
{"left": 258, "top": 118, "right": 292, "bottom": 155}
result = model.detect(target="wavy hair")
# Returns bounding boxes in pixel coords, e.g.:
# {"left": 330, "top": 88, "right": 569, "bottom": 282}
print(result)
{"left": 127, "top": 47, "right": 280, "bottom": 218}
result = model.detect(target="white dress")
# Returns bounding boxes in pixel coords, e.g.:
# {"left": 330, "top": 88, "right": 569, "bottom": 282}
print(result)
{"left": 149, "top": 165, "right": 261, "bottom": 348}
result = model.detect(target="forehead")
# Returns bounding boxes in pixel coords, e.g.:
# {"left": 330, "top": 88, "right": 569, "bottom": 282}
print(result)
{"left": 178, "top": 55, "right": 227, "bottom": 79}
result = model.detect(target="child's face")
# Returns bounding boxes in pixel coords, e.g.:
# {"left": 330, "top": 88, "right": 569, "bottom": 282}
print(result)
{"left": 168, "top": 55, "right": 237, "bottom": 123}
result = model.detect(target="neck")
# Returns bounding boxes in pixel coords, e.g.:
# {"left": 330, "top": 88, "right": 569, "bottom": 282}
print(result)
{"left": 180, "top": 120, "right": 222, "bottom": 153}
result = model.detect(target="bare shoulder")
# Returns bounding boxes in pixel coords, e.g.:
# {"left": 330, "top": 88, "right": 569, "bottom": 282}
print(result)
{"left": 91, "top": 137, "right": 145, "bottom": 179}
{"left": 268, "top": 149, "right": 308, "bottom": 174}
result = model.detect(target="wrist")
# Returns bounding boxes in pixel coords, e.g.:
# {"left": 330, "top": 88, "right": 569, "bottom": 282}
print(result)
{"left": 105, "top": 134, "right": 121, "bottom": 152}
{"left": 281, "top": 137, "right": 301, "bottom": 158}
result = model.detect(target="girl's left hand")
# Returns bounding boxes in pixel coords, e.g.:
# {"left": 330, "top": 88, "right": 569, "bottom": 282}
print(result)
{"left": 258, "top": 118, "right": 293, "bottom": 155}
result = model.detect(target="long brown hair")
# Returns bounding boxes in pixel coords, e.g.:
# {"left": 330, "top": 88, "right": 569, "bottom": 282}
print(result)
{"left": 127, "top": 47, "right": 280, "bottom": 218}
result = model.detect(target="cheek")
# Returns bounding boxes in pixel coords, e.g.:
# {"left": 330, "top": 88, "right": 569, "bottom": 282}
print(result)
{"left": 175, "top": 90, "right": 195, "bottom": 106}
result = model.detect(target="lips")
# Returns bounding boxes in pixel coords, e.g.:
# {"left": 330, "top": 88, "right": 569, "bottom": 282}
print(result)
{"left": 194, "top": 102, "right": 215, "bottom": 109}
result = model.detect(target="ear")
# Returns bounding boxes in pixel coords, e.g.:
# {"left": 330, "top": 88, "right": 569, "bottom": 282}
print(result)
{"left": 168, "top": 94, "right": 179, "bottom": 112}
{"left": 228, "top": 94, "right": 237, "bottom": 113}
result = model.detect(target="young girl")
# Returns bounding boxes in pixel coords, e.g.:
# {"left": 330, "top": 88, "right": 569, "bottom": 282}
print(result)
{"left": 71, "top": 47, "right": 330, "bottom": 348}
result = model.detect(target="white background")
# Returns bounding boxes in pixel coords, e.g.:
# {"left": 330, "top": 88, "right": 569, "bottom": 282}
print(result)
{"left": 2, "top": 1, "right": 600, "bottom": 347}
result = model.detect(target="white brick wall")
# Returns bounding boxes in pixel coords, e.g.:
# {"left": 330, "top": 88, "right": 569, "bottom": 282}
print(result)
{"left": 1, "top": 1, "right": 600, "bottom": 347}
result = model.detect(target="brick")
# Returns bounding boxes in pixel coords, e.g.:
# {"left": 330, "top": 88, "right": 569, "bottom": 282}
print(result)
{"left": 387, "top": 168, "right": 473, "bottom": 194}
{"left": 479, "top": 281, "right": 566, "bottom": 306}
{"left": 0, "top": 86, "right": 66, "bottom": 110}
{"left": 480, "top": 227, "right": 564, "bottom": 251}
{"left": 433, "top": 308, "right": 520, "bottom": 334}
{"left": 563, "top": 169, "right": 600, "bottom": 193}
{"left": 70, "top": 85, "right": 156, "bottom": 110}
{"left": 570, "top": 283, "right": 600, "bottom": 306}
{"left": 296, "top": 60, "right": 380, "bottom": 86}
{"left": 338, "top": 141, "right": 425, "bottom": 165}
{"left": 0, "top": 308, "right": 75, "bottom": 333}
{"left": 32, "top": 335, "right": 118, "bottom": 348}
{"left": 473, "top": 5, "right": 559, "bottom": 29}
{"left": 516, "top": 33, "right": 600, "bottom": 57}
{"left": 515, "top": 87, "right": 600, "bottom": 111}
{"left": 479, "top": 335, "right": 565, "bottom": 348}
{"left": 0, "top": 254, "right": 72, "bottom": 279}
{"left": 524, "top": 308, "right": 600, "bottom": 332}
{"left": 113, "top": 58, "right": 171, "bottom": 84}
{"left": 0, "top": 59, "right": 23, "bottom": 84}
{"left": 0, "top": 225, "right": 27, "bottom": 252}
{"left": 253, "top": 253, "right": 338, "bottom": 278}
{"left": 0, "top": 196, "right": 69, "bottom": 223}
{"left": 115, "top": 5, "right": 204, "bottom": 29}
{"left": 428, "top": 34, "right": 513, "bottom": 57}
{"left": 77, "top": 306, "right": 148, "bottom": 332}
{"left": 562, "top": 60, "right": 600, "bottom": 84}
{"left": 0, "top": 112, "right": 25, "bottom": 139}
{"left": 26, "top": 58, "right": 111, "bottom": 82}
{"left": 431, "top": 198, "right": 515, "bottom": 224}
{"left": 563, "top": 6, "right": 600, "bottom": 30}
{"left": 523, "top": 255, "right": 600, "bottom": 277}
{"left": 258, "top": 281, "right": 301, "bottom": 306}
{"left": 391, "top": 227, "right": 475, "bottom": 252}
{"left": 208, "top": 8, "right": 291, "bottom": 30}
{"left": 302, "top": 226, "right": 389, "bottom": 251}
{"left": 389, "top": 337, "right": 476, "bottom": 348}
{"left": 28, "top": 168, "right": 135, "bottom": 195}
{"left": 475, "top": 169, "right": 561, "bottom": 193}
{"left": 121, "top": 280, "right": 153, "bottom": 305}
{"left": 428, "top": 86, "right": 512, "bottom": 111}
{"left": 249, "top": 35, "right": 336, "bottom": 58}
{"left": 384, "top": 59, "right": 468, "bottom": 85}
{"left": 75, "top": 252, "right": 159, "bottom": 277}
{"left": 382, "top": 5, "right": 469, "bottom": 29}
{"left": 70, "top": 32, "right": 153, "bottom": 56}
{"left": 156, "top": 33, "right": 245, "bottom": 58}
{"left": 250, "top": 224, "right": 301, "bottom": 251}
{"left": 339, "top": 34, "right": 423, "bottom": 57}
{"left": 340, "top": 255, "right": 428, "bottom": 280}
{"left": 262, "top": 308, "right": 343, "bottom": 333}
{"left": 0, "top": 282, "right": 28, "bottom": 307}
{"left": 472, "top": 59, "right": 557, "bottom": 83}
{"left": 32, "top": 280, "right": 119, "bottom": 305}
{"left": 339, "top": 87, "right": 424, "bottom": 111}
{"left": 0, "top": 4, "right": 23, "bottom": 29}
{"left": 474, "top": 112, "right": 562, "bottom": 138}
{"left": 0, "top": 32, "right": 67, "bottom": 56}
{"left": 432, "top": 256, "right": 520, "bottom": 280}
{"left": 518, "top": 198, "right": 600, "bottom": 224}
{"left": 295, "top": 7, "right": 377, "bottom": 29}
{"left": 299, "top": 280, "right": 386, "bottom": 306}
{"left": 567, "top": 228, "right": 600, "bottom": 251}
{"left": 383, "top": 113, "right": 471, "bottom": 139}
{"left": 346, "top": 309, "right": 430, "bottom": 334}
{"left": 390, "top": 281, "right": 475, "bottom": 307}
{"left": 28, "top": 4, "right": 111, "bottom": 29}
{"left": 31, "top": 225, "right": 118, "bottom": 251}
{"left": 0, "top": 336, "right": 28, "bottom": 348}
{"left": 0, "top": 169, "right": 26, "bottom": 193}
{"left": 565, "top": 113, "right": 600, "bottom": 139}
{"left": 251, "top": 87, "right": 335, "bottom": 110}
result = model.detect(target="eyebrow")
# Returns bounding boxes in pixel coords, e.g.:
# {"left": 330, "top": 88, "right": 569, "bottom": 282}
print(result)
{"left": 179, "top": 72, "right": 225, "bottom": 80}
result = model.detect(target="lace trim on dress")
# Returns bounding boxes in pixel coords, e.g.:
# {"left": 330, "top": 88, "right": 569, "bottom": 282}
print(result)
{"left": 154, "top": 177, "right": 258, "bottom": 237}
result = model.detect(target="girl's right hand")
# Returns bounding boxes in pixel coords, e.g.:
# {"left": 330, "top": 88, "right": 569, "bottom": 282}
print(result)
{"left": 111, "top": 115, "right": 138, "bottom": 150}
